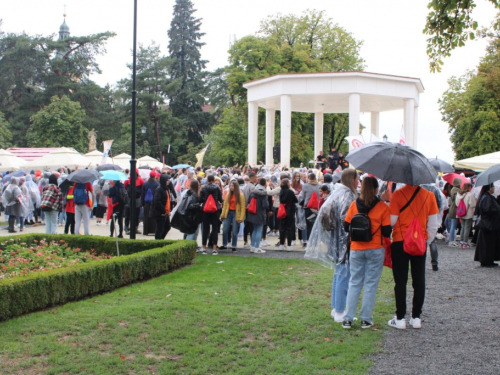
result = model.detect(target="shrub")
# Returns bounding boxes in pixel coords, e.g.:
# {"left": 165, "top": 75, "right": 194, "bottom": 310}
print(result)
{"left": 0, "top": 235, "right": 196, "bottom": 321}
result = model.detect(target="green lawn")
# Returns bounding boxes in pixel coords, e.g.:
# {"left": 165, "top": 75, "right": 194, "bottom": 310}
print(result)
{"left": 0, "top": 255, "right": 394, "bottom": 374}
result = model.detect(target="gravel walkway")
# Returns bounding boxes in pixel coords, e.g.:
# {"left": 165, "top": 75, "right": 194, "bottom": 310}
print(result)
{"left": 369, "top": 242, "right": 500, "bottom": 375}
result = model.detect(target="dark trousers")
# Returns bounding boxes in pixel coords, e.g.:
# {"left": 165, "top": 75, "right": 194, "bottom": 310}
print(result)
{"left": 64, "top": 212, "right": 75, "bottom": 234}
{"left": 202, "top": 212, "right": 220, "bottom": 247}
{"left": 143, "top": 203, "right": 156, "bottom": 235}
{"left": 8, "top": 215, "right": 16, "bottom": 231}
{"left": 110, "top": 205, "right": 124, "bottom": 237}
{"left": 243, "top": 219, "right": 253, "bottom": 243}
{"left": 155, "top": 215, "right": 171, "bottom": 240}
{"left": 279, "top": 209, "right": 295, "bottom": 246}
{"left": 124, "top": 206, "right": 141, "bottom": 231}
{"left": 96, "top": 205, "right": 106, "bottom": 219}
{"left": 391, "top": 241, "right": 426, "bottom": 320}
{"left": 429, "top": 238, "right": 438, "bottom": 267}
{"left": 305, "top": 208, "right": 315, "bottom": 239}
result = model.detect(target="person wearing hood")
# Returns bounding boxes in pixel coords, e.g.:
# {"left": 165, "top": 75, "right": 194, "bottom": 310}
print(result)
{"left": 37, "top": 171, "right": 52, "bottom": 225}
{"left": 2, "top": 177, "right": 23, "bottom": 233}
{"left": 246, "top": 178, "right": 269, "bottom": 253}
{"left": 298, "top": 173, "right": 322, "bottom": 242}
{"left": 328, "top": 169, "right": 359, "bottom": 323}
{"left": 447, "top": 177, "right": 463, "bottom": 246}
{"left": 108, "top": 179, "right": 128, "bottom": 238}
{"left": 149, "top": 174, "right": 170, "bottom": 239}
{"left": 199, "top": 175, "right": 223, "bottom": 254}
{"left": 40, "top": 174, "right": 63, "bottom": 234}
{"left": 455, "top": 182, "right": 476, "bottom": 248}
{"left": 342, "top": 177, "right": 392, "bottom": 329}
{"left": 474, "top": 183, "right": 500, "bottom": 267}
{"left": 142, "top": 171, "right": 160, "bottom": 235}
{"left": 17, "top": 177, "right": 31, "bottom": 232}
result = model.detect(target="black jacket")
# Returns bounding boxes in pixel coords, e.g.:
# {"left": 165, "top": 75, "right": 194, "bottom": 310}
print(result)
{"left": 171, "top": 190, "right": 201, "bottom": 234}
{"left": 151, "top": 175, "right": 169, "bottom": 218}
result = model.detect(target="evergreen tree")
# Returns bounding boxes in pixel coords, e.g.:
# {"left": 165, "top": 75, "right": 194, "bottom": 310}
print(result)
{"left": 167, "top": 0, "right": 211, "bottom": 155}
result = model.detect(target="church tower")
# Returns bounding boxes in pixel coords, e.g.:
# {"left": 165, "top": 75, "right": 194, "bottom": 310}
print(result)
{"left": 55, "top": 13, "right": 70, "bottom": 59}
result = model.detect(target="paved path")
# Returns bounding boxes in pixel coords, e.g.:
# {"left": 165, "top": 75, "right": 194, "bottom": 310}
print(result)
{"left": 369, "top": 242, "right": 500, "bottom": 375}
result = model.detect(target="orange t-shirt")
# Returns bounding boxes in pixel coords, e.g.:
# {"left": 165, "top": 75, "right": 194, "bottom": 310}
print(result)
{"left": 389, "top": 185, "right": 439, "bottom": 242}
{"left": 345, "top": 200, "right": 391, "bottom": 250}
{"left": 229, "top": 194, "right": 236, "bottom": 210}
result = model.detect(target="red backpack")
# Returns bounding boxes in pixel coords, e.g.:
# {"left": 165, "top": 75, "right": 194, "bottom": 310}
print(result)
{"left": 277, "top": 203, "right": 287, "bottom": 219}
{"left": 399, "top": 187, "right": 427, "bottom": 256}
{"left": 456, "top": 195, "right": 468, "bottom": 218}
{"left": 203, "top": 194, "right": 217, "bottom": 213}
{"left": 247, "top": 197, "right": 257, "bottom": 214}
{"left": 306, "top": 191, "right": 319, "bottom": 210}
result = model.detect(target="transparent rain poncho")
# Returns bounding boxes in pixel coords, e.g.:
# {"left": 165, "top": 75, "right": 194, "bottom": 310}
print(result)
{"left": 304, "top": 183, "right": 357, "bottom": 270}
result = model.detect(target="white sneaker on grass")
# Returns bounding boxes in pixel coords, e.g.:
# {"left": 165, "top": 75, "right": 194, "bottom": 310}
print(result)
{"left": 334, "top": 311, "right": 346, "bottom": 323}
{"left": 330, "top": 308, "right": 336, "bottom": 319}
{"left": 409, "top": 317, "right": 421, "bottom": 329}
{"left": 388, "top": 316, "right": 406, "bottom": 329}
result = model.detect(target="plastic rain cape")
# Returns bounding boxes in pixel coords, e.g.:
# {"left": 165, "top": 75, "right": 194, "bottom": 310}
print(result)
{"left": 304, "top": 184, "right": 357, "bottom": 270}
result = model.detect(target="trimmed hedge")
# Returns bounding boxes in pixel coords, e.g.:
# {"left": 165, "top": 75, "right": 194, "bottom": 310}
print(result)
{"left": 0, "top": 235, "right": 196, "bottom": 321}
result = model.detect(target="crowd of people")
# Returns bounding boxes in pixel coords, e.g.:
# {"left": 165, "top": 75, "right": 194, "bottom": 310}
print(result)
{"left": 1, "top": 152, "right": 499, "bottom": 330}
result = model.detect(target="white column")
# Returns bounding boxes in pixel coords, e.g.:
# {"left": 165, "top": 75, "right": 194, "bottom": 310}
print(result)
{"left": 404, "top": 99, "right": 415, "bottom": 147}
{"left": 371, "top": 112, "right": 380, "bottom": 138}
{"left": 348, "top": 94, "right": 361, "bottom": 151}
{"left": 413, "top": 106, "right": 419, "bottom": 149}
{"left": 280, "top": 95, "right": 292, "bottom": 168}
{"left": 248, "top": 101, "right": 258, "bottom": 165}
{"left": 314, "top": 112, "right": 324, "bottom": 158}
{"left": 265, "top": 108, "right": 275, "bottom": 166}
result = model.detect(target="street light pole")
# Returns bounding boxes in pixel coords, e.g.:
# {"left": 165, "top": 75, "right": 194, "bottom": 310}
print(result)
{"left": 141, "top": 125, "right": 146, "bottom": 156}
{"left": 129, "top": 0, "right": 138, "bottom": 240}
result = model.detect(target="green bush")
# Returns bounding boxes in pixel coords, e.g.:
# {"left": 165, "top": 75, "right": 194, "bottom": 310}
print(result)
{"left": 0, "top": 235, "right": 196, "bottom": 321}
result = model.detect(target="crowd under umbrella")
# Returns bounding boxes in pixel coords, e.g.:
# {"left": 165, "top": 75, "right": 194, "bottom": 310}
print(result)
{"left": 99, "top": 170, "right": 128, "bottom": 181}
{"left": 428, "top": 157, "right": 454, "bottom": 173}
{"left": 2, "top": 169, "right": 28, "bottom": 183}
{"left": 475, "top": 164, "right": 500, "bottom": 187}
{"left": 443, "top": 173, "right": 469, "bottom": 186}
{"left": 345, "top": 142, "right": 437, "bottom": 185}
{"left": 67, "top": 169, "right": 102, "bottom": 184}
{"left": 96, "top": 164, "right": 123, "bottom": 172}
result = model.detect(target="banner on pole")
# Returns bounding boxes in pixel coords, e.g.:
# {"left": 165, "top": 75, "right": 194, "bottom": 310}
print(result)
{"left": 167, "top": 144, "right": 171, "bottom": 153}
{"left": 195, "top": 144, "right": 210, "bottom": 168}
{"left": 399, "top": 125, "right": 406, "bottom": 145}
{"left": 102, "top": 140, "right": 114, "bottom": 165}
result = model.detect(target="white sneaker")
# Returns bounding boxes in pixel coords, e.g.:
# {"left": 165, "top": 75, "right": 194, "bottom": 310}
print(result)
{"left": 388, "top": 316, "right": 406, "bottom": 329}
{"left": 260, "top": 240, "right": 270, "bottom": 247}
{"left": 334, "top": 311, "right": 346, "bottom": 323}
{"left": 243, "top": 243, "right": 250, "bottom": 248}
{"left": 279, "top": 245, "right": 284, "bottom": 250}
{"left": 330, "top": 308, "right": 336, "bottom": 319}
{"left": 409, "top": 317, "right": 421, "bottom": 329}
{"left": 253, "top": 248, "right": 266, "bottom": 253}
{"left": 291, "top": 241, "right": 296, "bottom": 246}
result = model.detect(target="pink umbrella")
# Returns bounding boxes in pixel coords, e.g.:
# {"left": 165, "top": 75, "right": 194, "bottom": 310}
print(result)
{"left": 443, "top": 173, "right": 469, "bottom": 186}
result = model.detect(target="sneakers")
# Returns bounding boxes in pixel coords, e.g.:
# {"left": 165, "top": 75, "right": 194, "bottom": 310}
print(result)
{"left": 212, "top": 251, "right": 218, "bottom": 256}
{"left": 388, "top": 317, "right": 406, "bottom": 329}
{"left": 260, "top": 240, "right": 270, "bottom": 247}
{"left": 330, "top": 308, "right": 336, "bottom": 319}
{"left": 231, "top": 248, "right": 237, "bottom": 252}
{"left": 361, "top": 320, "right": 374, "bottom": 329}
{"left": 448, "top": 241, "right": 459, "bottom": 247}
{"left": 243, "top": 243, "right": 250, "bottom": 248}
{"left": 279, "top": 245, "right": 284, "bottom": 250}
{"left": 334, "top": 311, "right": 346, "bottom": 323}
{"left": 460, "top": 242, "right": 471, "bottom": 248}
{"left": 432, "top": 265, "right": 439, "bottom": 271}
{"left": 218, "top": 246, "right": 227, "bottom": 250}
{"left": 196, "top": 247, "right": 203, "bottom": 253}
{"left": 409, "top": 317, "right": 421, "bottom": 329}
{"left": 342, "top": 319, "right": 352, "bottom": 329}
{"left": 443, "top": 232, "right": 450, "bottom": 242}
{"left": 250, "top": 248, "right": 266, "bottom": 254}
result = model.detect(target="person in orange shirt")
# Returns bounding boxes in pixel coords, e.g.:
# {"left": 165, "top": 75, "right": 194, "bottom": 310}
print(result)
{"left": 342, "top": 177, "right": 392, "bottom": 329}
{"left": 387, "top": 183, "right": 439, "bottom": 330}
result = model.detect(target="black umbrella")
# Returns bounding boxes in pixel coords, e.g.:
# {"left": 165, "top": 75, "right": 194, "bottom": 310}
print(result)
{"left": 346, "top": 142, "right": 437, "bottom": 185}
{"left": 96, "top": 164, "right": 123, "bottom": 172}
{"left": 475, "top": 164, "right": 500, "bottom": 186}
{"left": 428, "top": 158, "right": 454, "bottom": 173}
{"left": 59, "top": 178, "right": 72, "bottom": 194}
{"left": 67, "top": 169, "right": 102, "bottom": 184}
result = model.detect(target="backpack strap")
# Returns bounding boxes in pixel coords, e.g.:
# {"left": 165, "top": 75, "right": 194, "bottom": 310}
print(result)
{"left": 400, "top": 186, "right": 421, "bottom": 213}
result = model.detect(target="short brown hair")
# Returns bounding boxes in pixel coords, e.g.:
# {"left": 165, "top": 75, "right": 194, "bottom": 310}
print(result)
{"left": 360, "top": 177, "right": 379, "bottom": 206}
{"left": 280, "top": 178, "right": 290, "bottom": 189}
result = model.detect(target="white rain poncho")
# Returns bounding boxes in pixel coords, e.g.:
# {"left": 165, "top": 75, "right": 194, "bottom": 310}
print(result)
{"left": 25, "top": 175, "right": 41, "bottom": 207}
{"left": 304, "top": 183, "right": 357, "bottom": 269}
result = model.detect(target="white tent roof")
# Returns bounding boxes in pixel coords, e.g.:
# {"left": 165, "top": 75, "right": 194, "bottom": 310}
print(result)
{"left": 137, "top": 155, "right": 163, "bottom": 169}
{"left": 29, "top": 147, "right": 90, "bottom": 170}
{"left": 85, "top": 150, "right": 113, "bottom": 167}
{"left": 0, "top": 149, "right": 27, "bottom": 172}
{"left": 110, "top": 153, "right": 131, "bottom": 169}
{"left": 454, "top": 151, "right": 500, "bottom": 171}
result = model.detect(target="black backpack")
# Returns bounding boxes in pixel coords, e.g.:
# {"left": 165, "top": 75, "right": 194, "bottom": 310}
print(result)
{"left": 349, "top": 200, "right": 378, "bottom": 242}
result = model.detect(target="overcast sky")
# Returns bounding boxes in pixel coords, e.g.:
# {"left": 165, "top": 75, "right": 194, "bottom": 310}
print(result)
{"left": 2, "top": 0, "right": 498, "bottom": 163}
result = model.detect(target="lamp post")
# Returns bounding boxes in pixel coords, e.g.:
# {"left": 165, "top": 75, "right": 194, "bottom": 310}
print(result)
{"left": 141, "top": 125, "right": 146, "bottom": 156}
{"left": 383, "top": 134, "right": 388, "bottom": 142}
{"left": 129, "top": 0, "right": 138, "bottom": 240}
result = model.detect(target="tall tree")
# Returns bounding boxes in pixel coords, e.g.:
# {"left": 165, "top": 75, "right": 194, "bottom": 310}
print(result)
{"left": 167, "top": 0, "right": 211, "bottom": 156}
{"left": 27, "top": 95, "right": 88, "bottom": 152}
{"left": 0, "top": 111, "right": 12, "bottom": 148}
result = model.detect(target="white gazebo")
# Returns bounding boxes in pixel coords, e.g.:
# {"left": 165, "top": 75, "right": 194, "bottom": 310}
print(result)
{"left": 243, "top": 72, "right": 424, "bottom": 167}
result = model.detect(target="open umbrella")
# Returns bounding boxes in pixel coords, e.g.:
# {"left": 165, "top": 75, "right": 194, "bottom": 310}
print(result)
{"left": 99, "top": 170, "right": 128, "bottom": 181}
{"left": 96, "top": 164, "right": 122, "bottom": 172}
{"left": 59, "top": 179, "right": 73, "bottom": 194}
{"left": 443, "top": 173, "right": 469, "bottom": 186}
{"left": 172, "top": 164, "right": 190, "bottom": 169}
{"left": 332, "top": 171, "right": 343, "bottom": 184}
{"left": 475, "top": 164, "right": 500, "bottom": 186}
{"left": 345, "top": 142, "right": 437, "bottom": 185}
{"left": 0, "top": 149, "right": 27, "bottom": 172}
{"left": 2, "top": 169, "right": 28, "bottom": 183}
{"left": 428, "top": 158, "right": 454, "bottom": 173}
{"left": 67, "top": 169, "right": 102, "bottom": 184}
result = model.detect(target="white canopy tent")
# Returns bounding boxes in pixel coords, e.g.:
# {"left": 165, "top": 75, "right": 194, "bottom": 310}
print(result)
{"left": 454, "top": 151, "right": 500, "bottom": 171}
{"left": 111, "top": 153, "right": 132, "bottom": 170}
{"left": 85, "top": 150, "right": 112, "bottom": 167}
{"left": 137, "top": 155, "right": 164, "bottom": 169}
{"left": 0, "top": 149, "right": 27, "bottom": 172}
{"left": 28, "top": 147, "right": 90, "bottom": 171}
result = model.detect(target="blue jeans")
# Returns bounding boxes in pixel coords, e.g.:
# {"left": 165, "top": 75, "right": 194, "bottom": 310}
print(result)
{"left": 45, "top": 210, "right": 58, "bottom": 234}
{"left": 331, "top": 262, "right": 350, "bottom": 312}
{"left": 449, "top": 218, "right": 458, "bottom": 242}
{"left": 344, "top": 248, "right": 385, "bottom": 323}
{"left": 251, "top": 224, "right": 263, "bottom": 248}
{"left": 222, "top": 210, "right": 239, "bottom": 247}
{"left": 185, "top": 225, "right": 200, "bottom": 241}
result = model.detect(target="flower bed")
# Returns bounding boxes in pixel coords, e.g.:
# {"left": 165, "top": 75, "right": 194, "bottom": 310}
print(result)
{"left": 0, "top": 238, "right": 112, "bottom": 279}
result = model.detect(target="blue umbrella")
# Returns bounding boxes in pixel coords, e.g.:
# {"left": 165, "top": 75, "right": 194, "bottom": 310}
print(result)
{"left": 2, "top": 169, "right": 28, "bottom": 182}
{"left": 99, "top": 170, "right": 128, "bottom": 181}
{"left": 172, "top": 164, "right": 190, "bottom": 169}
